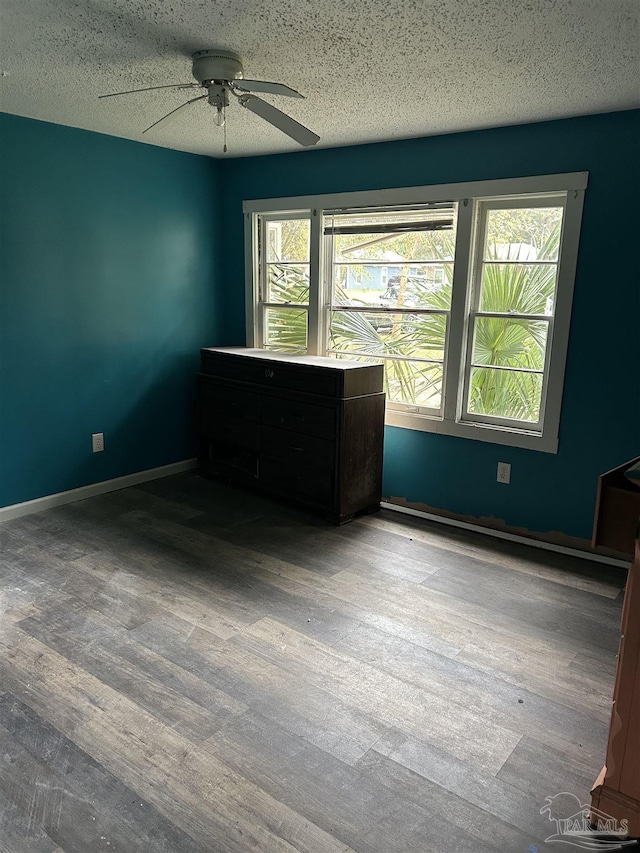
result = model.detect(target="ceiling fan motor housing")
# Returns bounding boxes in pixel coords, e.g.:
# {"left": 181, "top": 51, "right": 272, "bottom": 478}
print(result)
{"left": 191, "top": 49, "right": 244, "bottom": 85}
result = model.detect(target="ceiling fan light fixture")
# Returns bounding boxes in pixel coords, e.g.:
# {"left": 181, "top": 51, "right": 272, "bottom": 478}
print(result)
{"left": 213, "top": 105, "right": 225, "bottom": 127}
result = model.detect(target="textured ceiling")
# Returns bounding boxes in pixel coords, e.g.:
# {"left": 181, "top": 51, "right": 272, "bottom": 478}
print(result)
{"left": 1, "top": 0, "right": 638, "bottom": 158}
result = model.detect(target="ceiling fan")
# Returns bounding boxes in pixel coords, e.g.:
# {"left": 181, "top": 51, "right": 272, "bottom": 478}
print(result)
{"left": 99, "top": 49, "right": 320, "bottom": 150}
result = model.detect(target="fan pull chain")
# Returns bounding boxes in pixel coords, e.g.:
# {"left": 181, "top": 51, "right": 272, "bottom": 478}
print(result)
{"left": 223, "top": 106, "right": 227, "bottom": 154}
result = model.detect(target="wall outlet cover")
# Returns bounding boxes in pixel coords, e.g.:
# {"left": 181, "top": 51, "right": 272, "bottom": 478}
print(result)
{"left": 497, "top": 462, "right": 511, "bottom": 484}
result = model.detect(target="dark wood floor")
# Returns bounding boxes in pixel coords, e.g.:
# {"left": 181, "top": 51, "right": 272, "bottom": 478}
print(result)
{"left": 0, "top": 473, "right": 627, "bottom": 852}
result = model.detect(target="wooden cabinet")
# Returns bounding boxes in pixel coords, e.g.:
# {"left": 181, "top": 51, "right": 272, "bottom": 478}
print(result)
{"left": 590, "top": 531, "right": 640, "bottom": 837}
{"left": 592, "top": 456, "right": 640, "bottom": 557}
{"left": 197, "top": 347, "right": 385, "bottom": 523}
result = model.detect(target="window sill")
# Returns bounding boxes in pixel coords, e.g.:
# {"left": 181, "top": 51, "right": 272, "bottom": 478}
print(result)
{"left": 385, "top": 409, "right": 558, "bottom": 453}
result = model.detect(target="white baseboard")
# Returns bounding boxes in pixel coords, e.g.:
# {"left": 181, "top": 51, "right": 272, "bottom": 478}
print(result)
{"left": 381, "top": 501, "right": 631, "bottom": 569}
{"left": 0, "top": 459, "right": 199, "bottom": 523}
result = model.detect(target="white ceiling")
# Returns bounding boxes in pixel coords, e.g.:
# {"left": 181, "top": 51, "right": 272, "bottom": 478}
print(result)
{"left": 1, "top": 0, "right": 638, "bottom": 158}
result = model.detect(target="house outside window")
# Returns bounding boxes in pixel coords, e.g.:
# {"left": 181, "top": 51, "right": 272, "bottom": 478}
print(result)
{"left": 244, "top": 173, "right": 587, "bottom": 452}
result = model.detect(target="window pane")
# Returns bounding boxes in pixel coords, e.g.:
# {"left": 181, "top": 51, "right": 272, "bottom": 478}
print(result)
{"left": 334, "top": 228, "right": 456, "bottom": 263}
{"left": 484, "top": 206, "right": 563, "bottom": 262}
{"left": 334, "top": 353, "right": 443, "bottom": 410}
{"left": 330, "top": 311, "right": 446, "bottom": 362}
{"left": 472, "top": 317, "right": 548, "bottom": 370}
{"left": 328, "top": 205, "right": 457, "bottom": 314}
{"left": 264, "top": 308, "right": 307, "bottom": 353}
{"left": 328, "top": 206, "right": 454, "bottom": 231}
{"left": 334, "top": 264, "right": 453, "bottom": 310}
{"left": 266, "top": 219, "right": 310, "bottom": 263}
{"left": 386, "top": 360, "right": 443, "bottom": 408}
{"left": 468, "top": 367, "right": 543, "bottom": 422}
{"left": 333, "top": 264, "right": 377, "bottom": 302}
{"left": 267, "top": 263, "right": 310, "bottom": 304}
{"left": 479, "top": 263, "right": 557, "bottom": 315}
{"left": 328, "top": 206, "right": 456, "bottom": 258}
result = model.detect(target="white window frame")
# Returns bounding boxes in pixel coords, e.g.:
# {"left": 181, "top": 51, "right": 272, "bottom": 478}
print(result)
{"left": 255, "top": 211, "right": 313, "bottom": 353}
{"left": 459, "top": 195, "right": 566, "bottom": 433}
{"left": 244, "top": 172, "right": 587, "bottom": 453}
{"left": 324, "top": 202, "right": 456, "bottom": 419}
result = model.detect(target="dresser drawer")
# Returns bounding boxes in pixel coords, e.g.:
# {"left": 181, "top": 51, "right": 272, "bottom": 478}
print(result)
{"left": 201, "top": 352, "right": 265, "bottom": 384}
{"left": 199, "top": 378, "right": 261, "bottom": 422}
{"left": 202, "top": 416, "right": 261, "bottom": 452}
{"left": 202, "top": 352, "right": 338, "bottom": 396}
{"left": 260, "top": 456, "right": 334, "bottom": 506}
{"left": 261, "top": 426, "right": 335, "bottom": 470}
{"left": 260, "top": 364, "right": 338, "bottom": 397}
{"left": 261, "top": 396, "right": 336, "bottom": 438}
{"left": 201, "top": 348, "right": 384, "bottom": 398}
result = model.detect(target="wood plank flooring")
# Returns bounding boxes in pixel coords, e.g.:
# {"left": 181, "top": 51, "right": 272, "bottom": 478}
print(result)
{"left": 0, "top": 473, "right": 629, "bottom": 852}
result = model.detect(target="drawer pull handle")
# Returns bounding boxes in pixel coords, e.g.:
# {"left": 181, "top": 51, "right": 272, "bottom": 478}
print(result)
{"left": 291, "top": 446, "right": 304, "bottom": 452}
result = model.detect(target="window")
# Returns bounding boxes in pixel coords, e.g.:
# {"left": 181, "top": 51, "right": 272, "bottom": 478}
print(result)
{"left": 259, "top": 215, "right": 310, "bottom": 354}
{"left": 462, "top": 199, "right": 563, "bottom": 431}
{"left": 325, "top": 204, "right": 457, "bottom": 415}
{"left": 244, "top": 173, "right": 587, "bottom": 452}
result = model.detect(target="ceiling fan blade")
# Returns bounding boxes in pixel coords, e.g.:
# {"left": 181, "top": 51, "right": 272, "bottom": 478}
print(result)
{"left": 99, "top": 83, "right": 200, "bottom": 99}
{"left": 233, "top": 80, "right": 303, "bottom": 98}
{"left": 239, "top": 95, "right": 320, "bottom": 147}
{"left": 142, "top": 94, "right": 207, "bottom": 134}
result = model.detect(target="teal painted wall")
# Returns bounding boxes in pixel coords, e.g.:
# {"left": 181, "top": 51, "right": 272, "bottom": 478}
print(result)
{"left": 218, "top": 110, "right": 640, "bottom": 540}
{"left": 0, "top": 114, "right": 221, "bottom": 507}
{"left": 2, "top": 110, "right": 637, "bottom": 539}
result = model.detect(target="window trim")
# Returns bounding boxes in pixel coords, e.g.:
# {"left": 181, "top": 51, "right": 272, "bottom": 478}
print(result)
{"left": 243, "top": 172, "right": 587, "bottom": 453}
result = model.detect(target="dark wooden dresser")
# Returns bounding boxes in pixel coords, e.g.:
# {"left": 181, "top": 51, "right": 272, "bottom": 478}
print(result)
{"left": 197, "top": 347, "right": 385, "bottom": 523}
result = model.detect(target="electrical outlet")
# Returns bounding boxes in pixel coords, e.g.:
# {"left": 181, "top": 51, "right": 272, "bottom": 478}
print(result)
{"left": 497, "top": 462, "right": 511, "bottom": 484}
{"left": 92, "top": 433, "right": 104, "bottom": 453}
